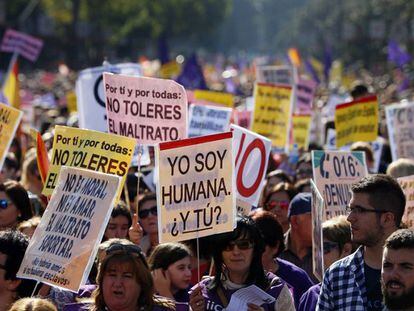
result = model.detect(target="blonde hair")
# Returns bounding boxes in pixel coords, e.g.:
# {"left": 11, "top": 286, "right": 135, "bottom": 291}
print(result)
{"left": 9, "top": 297, "right": 57, "bottom": 311}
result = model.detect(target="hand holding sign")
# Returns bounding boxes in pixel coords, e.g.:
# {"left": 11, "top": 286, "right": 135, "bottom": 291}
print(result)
{"left": 128, "top": 213, "right": 144, "bottom": 245}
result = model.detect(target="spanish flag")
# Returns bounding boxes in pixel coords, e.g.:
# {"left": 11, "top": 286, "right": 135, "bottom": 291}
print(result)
{"left": 3, "top": 58, "right": 20, "bottom": 108}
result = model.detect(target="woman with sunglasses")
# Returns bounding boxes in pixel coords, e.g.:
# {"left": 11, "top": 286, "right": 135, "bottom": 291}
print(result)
{"left": 148, "top": 242, "right": 192, "bottom": 303}
{"left": 189, "top": 216, "right": 295, "bottom": 311}
{"left": 137, "top": 193, "right": 159, "bottom": 256}
{"left": 263, "top": 182, "right": 298, "bottom": 233}
{"left": 91, "top": 243, "right": 175, "bottom": 311}
{"left": 0, "top": 180, "right": 33, "bottom": 230}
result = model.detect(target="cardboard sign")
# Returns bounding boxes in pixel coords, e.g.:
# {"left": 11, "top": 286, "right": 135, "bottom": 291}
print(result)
{"left": 188, "top": 104, "right": 232, "bottom": 137}
{"left": 311, "top": 179, "right": 324, "bottom": 282}
{"left": 0, "top": 28, "right": 43, "bottom": 62}
{"left": 42, "top": 126, "right": 136, "bottom": 199}
{"left": 334, "top": 96, "right": 379, "bottom": 148}
{"left": 312, "top": 150, "right": 367, "bottom": 219}
{"left": 76, "top": 63, "right": 142, "bottom": 132}
{"left": 295, "top": 78, "right": 317, "bottom": 114}
{"left": 231, "top": 124, "right": 271, "bottom": 210}
{"left": 18, "top": 167, "right": 120, "bottom": 292}
{"left": 103, "top": 73, "right": 188, "bottom": 145}
{"left": 193, "top": 90, "right": 234, "bottom": 108}
{"left": 0, "top": 103, "right": 23, "bottom": 170}
{"left": 156, "top": 132, "right": 235, "bottom": 242}
{"left": 398, "top": 175, "right": 414, "bottom": 229}
{"left": 256, "top": 65, "right": 294, "bottom": 85}
{"left": 291, "top": 114, "right": 312, "bottom": 151}
{"left": 385, "top": 101, "right": 414, "bottom": 161}
{"left": 251, "top": 83, "right": 293, "bottom": 151}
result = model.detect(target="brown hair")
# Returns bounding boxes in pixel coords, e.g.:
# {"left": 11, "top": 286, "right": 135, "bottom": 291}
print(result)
{"left": 0, "top": 180, "right": 33, "bottom": 222}
{"left": 264, "top": 182, "right": 298, "bottom": 208}
{"left": 9, "top": 297, "right": 57, "bottom": 311}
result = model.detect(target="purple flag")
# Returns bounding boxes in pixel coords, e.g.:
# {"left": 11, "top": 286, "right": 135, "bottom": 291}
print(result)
{"left": 176, "top": 54, "right": 207, "bottom": 90}
{"left": 388, "top": 40, "right": 411, "bottom": 68}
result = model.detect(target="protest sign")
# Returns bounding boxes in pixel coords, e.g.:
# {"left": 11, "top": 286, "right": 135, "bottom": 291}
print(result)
{"left": 156, "top": 132, "right": 235, "bottom": 242}
{"left": 18, "top": 166, "right": 120, "bottom": 292}
{"left": 193, "top": 90, "right": 234, "bottom": 108}
{"left": 42, "top": 126, "right": 136, "bottom": 199}
{"left": 312, "top": 150, "right": 367, "bottom": 219}
{"left": 231, "top": 124, "right": 271, "bottom": 210}
{"left": 385, "top": 101, "right": 414, "bottom": 161}
{"left": 104, "top": 73, "right": 188, "bottom": 145}
{"left": 295, "top": 78, "right": 317, "bottom": 114}
{"left": 251, "top": 83, "right": 293, "bottom": 151}
{"left": 256, "top": 65, "right": 295, "bottom": 85}
{"left": 334, "top": 95, "right": 379, "bottom": 148}
{"left": 311, "top": 179, "right": 324, "bottom": 282}
{"left": 160, "top": 61, "right": 181, "bottom": 79}
{"left": 130, "top": 145, "right": 151, "bottom": 167}
{"left": 397, "top": 175, "right": 414, "bottom": 229}
{"left": 0, "top": 29, "right": 43, "bottom": 62}
{"left": 188, "top": 104, "right": 232, "bottom": 137}
{"left": 0, "top": 103, "right": 23, "bottom": 170}
{"left": 76, "top": 63, "right": 142, "bottom": 132}
{"left": 291, "top": 114, "right": 312, "bottom": 151}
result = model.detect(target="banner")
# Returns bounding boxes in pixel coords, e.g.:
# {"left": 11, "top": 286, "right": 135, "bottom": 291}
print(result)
{"left": 18, "top": 167, "right": 120, "bottom": 292}
{"left": 334, "top": 95, "right": 379, "bottom": 148}
{"left": 385, "top": 101, "right": 414, "bottom": 161}
{"left": 0, "top": 29, "right": 43, "bottom": 62}
{"left": 397, "top": 175, "right": 414, "bottom": 229}
{"left": 188, "top": 104, "right": 232, "bottom": 137}
{"left": 156, "top": 132, "right": 235, "bottom": 242}
{"left": 193, "top": 90, "right": 234, "bottom": 108}
{"left": 103, "top": 73, "right": 187, "bottom": 145}
{"left": 312, "top": 150, "right": 367, "bottom": 219}
{"left": 256, "top": 65, "right": 294, "bottom": 85}
{"left": 295, "top": 78, "right": 317, "bottom": 114}
{"left": 231, "top": 124, "right": 271, "bottom": 211}
{"left": 291, "top": 114, "right": 312, "bottom": 151}
{"left": 0, "top": 103, "right": 23, "bottom": 170}
{"left": 76, "top": 63, "right": 142, "bottom": 132}
{"left": 42, "top": 126, "right": 136, "bottom": 199}
{"left": 311, "top": 179, "right": 324, "bottom": 282}
{"left": 251, "top": 83, "right": 293, "bottom": 151}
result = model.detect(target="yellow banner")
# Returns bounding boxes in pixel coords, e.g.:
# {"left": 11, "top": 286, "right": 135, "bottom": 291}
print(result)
{"left": 66, "top": 91, "right": 77, "bottom": 113}
{"left": 0, "top": 103, "right": 23, "bottom": 169}
{"left": 292, "top": 114, "right": 312, "bottom": 150}
{"left": 42, "top": 126, "right": 136, "bottom": 199}
{"left": 160, "top": 61, "right": 181, "bottom": 79}
{"left": 251, "top": 83, "right": 293, "bottom": 149}
{"left": 194, "top": 90, "right": 234, "bottom": 108}
{"left": 335, "top": 96, "right": 378, "bottom": 148}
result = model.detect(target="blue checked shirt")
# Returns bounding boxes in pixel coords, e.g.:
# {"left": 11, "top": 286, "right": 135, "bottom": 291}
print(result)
{"left": 317, "top": 247, "right": 381, "bottom": 311}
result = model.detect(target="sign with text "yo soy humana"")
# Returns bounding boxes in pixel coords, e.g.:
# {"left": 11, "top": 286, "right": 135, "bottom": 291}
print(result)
{"left": 156, "top": 132, "right": 235, "bottom": 243}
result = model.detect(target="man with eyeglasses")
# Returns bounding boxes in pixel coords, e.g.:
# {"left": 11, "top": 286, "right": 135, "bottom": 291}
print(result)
{"left": 0, "top": 230, "right": 36, "bottom": 311}
{"left": 317, "top": 174, "right": 406, "bottom": 311}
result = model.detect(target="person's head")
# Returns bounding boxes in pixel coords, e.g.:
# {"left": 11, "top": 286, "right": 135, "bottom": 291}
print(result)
{"left": 104, "top": 202, "right": 132, "bottom": 240}
{"left": 288, "top": 192, "right": 312, "bottom": 247}
{"left": 0, "top": 230, "right": 36, "bottom": 304}
{"left": 264, "top": 170, "right": 291, "bottom": 197}
{"left": 93, "top": 243, "right": 154, "bottom": 311}
{"left": 386, "top": 158, "right": 414, "bottom": 178}
{"left": 210, "top": 215, "right": 267, "bottom": 290}
{"left": 250, "top": 209, "right": 285, "bottom": 261}
{"left": 382, "top": 229, "right": 414, "bottom": 310}
{"left": 347, "top": 174, "right": 405, "bottom": 247}
{"left": 350, "top": 142, "right": 374, "bottom": 172}
{"left": 138, "top": 193, "right": 158, "bottom": 235}
{"left": 295, "top": 153, "right": 313, "bottom": 182}
{"left": 0, "top": 153, "right": 19, "bottom": 182}
{"left": 263, "top": 182, "right": 297, "bottom": 229}
{"left": 322, "top": 216, "right": 353, "bottom": 270}
{"left": 0, "top": 181, "right": 33, "bottom": 230}
{"left": 17, "top": 216, "right": 41, "bottom": 238}
{"left": 350, "top": 81, "right": 369, "bottom": 100}
{"left": 9, "top": 297, "right": 57, "bottom": 311}
{"left": 148, "top": 242, "right": 192, "bottom": 293}
{"left": 20, "top": 151, "right": 43, "bottom": 196}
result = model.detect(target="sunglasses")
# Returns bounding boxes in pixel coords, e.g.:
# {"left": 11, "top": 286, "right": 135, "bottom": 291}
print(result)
{"left": 138, "top": 206, "right": 157, "bottom": 219}
{"left": 266, "top": 200, "right": 289, "bottom": 210}
{"left": 0, "top": 199, "right": 12, "bottom": 209}
{"left": 323, "top": 241, "right": 339, "bottom": 254}
{"left": 224, "top": 239, "right": 254, "bottom": 251}
{"left": 106, "top": 243, "right": 145, "bottom": 257}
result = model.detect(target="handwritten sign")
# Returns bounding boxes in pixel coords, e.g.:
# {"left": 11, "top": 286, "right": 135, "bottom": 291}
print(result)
{"left": 0, "top": 103, "right": 23, "bottom": 170}
{"left": 295, "top": 78, "right": 317, "bottom": 114}
{"left": 156, "top": 132, "right": 235, "bottom": 242}
{"left": 18, "top": 167, "right": 120, "bottom": 292}
{"left": 188, "top": 104, "right": 232, "bottom": 137}
{"left": 291, "top": 114, "right": 312, "bottom": 151}
{"left": 193, "top": 90, "right": 234, "bottom": 108}
{"left": 256, "top": 65, "right": 294, "bottom": 85}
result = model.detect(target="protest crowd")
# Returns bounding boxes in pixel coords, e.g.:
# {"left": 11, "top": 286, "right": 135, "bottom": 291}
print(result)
{"left": 1, "top": 21, "right": 414, "bottom": 311}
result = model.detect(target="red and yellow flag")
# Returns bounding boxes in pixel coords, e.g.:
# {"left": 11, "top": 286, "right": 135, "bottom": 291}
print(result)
{"left": 3, "top": 59, "right": 20, "bottom": 108}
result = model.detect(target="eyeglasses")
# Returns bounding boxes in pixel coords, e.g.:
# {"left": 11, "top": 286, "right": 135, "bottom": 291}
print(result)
{"left": 0, "top": 199, "right": 12, "bottom": 209}
{"left": 224, "top": 239, "right": 254, "bottom": 251}
{"left": 265, "top": 200, "right": 289, "bottom": 211}
{"left": 323, "top": 241, "right": 339, "bottom": 254}
{"left": 345, "top": 204, "right": 389, "bottom": 215}
{"left": 138, "top": 206, "right": 157, "bottom": 219}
